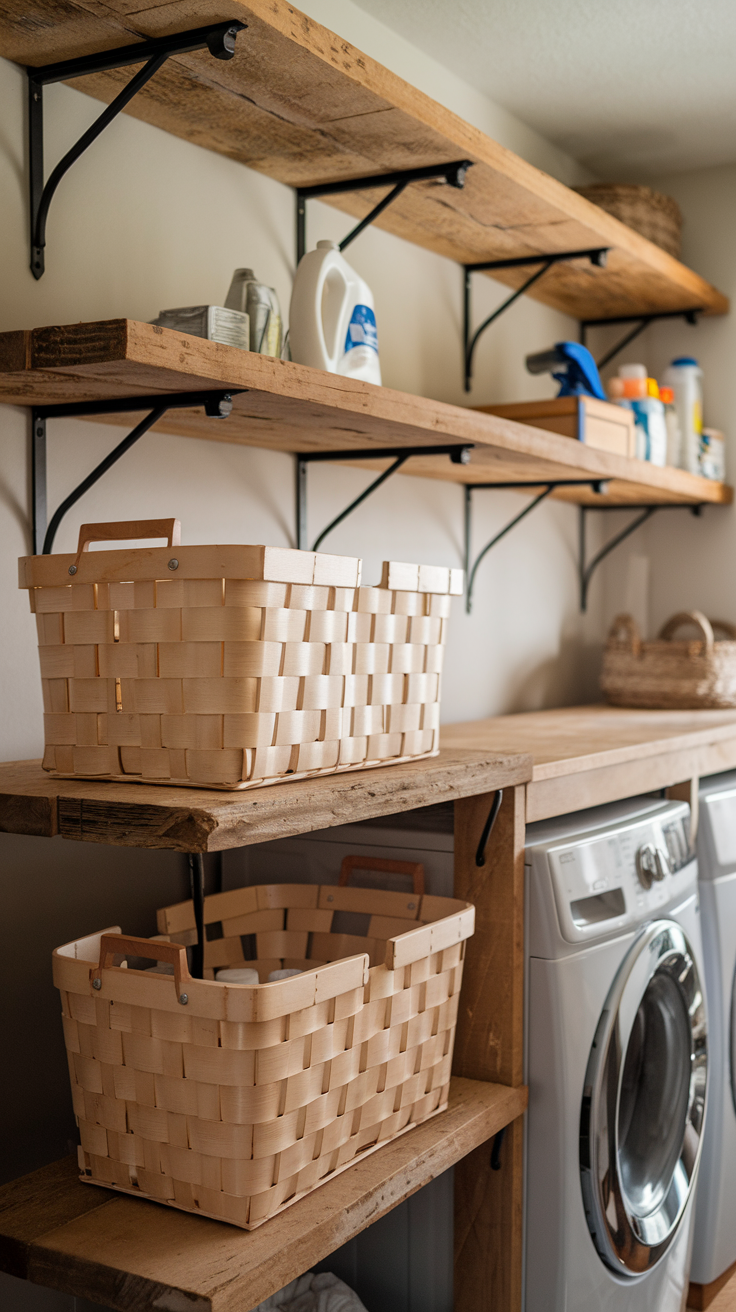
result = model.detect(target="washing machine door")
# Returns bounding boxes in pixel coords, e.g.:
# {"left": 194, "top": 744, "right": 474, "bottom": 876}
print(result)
{"left": 580, "top": 919, "right": 707, "bottom": 1276}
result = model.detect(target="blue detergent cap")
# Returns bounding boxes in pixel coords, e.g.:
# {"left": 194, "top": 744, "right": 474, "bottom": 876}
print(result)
{"left": 671, "top": 356, "right": 699, "bottom": 366}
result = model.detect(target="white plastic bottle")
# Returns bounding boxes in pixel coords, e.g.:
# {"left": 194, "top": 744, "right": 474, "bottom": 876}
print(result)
{"left": 664, "top": 357, "right": 703, "bottom": 475}
{"left": 289, "top": 240, "right": 382, "bottom": 385}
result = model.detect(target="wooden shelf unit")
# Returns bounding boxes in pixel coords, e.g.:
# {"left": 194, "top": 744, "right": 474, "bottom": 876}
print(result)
{"left": 1, "top": 320, "right": 731, "bottom": 508}
{"left": 0, "top": 750, "right": 532, "bottom": 1311}
{"left": 1, "top": 0, "right": 729, "bottom": 324}
{"left": 0, "top": 1078, "right": 527, "bottom": 1312}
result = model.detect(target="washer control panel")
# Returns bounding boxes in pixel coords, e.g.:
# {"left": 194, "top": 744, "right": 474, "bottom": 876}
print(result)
{"left": 534, "top": 801, "right": 695, "bottom": 944}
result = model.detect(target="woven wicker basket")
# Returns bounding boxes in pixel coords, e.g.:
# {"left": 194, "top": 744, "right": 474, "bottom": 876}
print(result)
{"left": 54, "top": 872, "right": 474, "bottom": 1229}
{"left": 574, "top": 183, "right": 683, "bottom": 259}
{"left": 601, "top": 611, "right": 736, "bottom": 709}
{"left": 20, "top": 518, "right": 462, "bottom": 790}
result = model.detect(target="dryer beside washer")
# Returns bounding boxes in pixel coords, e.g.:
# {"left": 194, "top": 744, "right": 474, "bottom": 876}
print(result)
{"left": 524, "top": 797, "right": 708, "bottom": 1312}
{"left": 690, "top": 771, "right": 736, "bottom": 1289}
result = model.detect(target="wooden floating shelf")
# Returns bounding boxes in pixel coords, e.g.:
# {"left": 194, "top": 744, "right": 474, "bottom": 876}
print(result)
{"left": 1, "top": 321, "right": 731, "bottom": 508}
{"left": 2, "top": 0, "right": 729, "bottom": 323}
{"left": 0, "top": 1076, "right": 526, "bottom": 1312}
{"left": 0, "top": 749, "right": 531, "bottom": 852}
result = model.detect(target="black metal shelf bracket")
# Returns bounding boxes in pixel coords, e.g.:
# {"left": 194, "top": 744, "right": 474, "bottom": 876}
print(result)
{"left": 295, "top": 444, "right": 473, "bottom": 552}
{"left": 31, "top": 390, "right": 239, "bottom": 554}
{"left": 476, "top": 789, "right": 503, "bottom": 867}
{"left": 463, "top": 248, "right": 609, "bottom": 392}
{"left": 27, "top": 21, "right": 245, "bottom": 278}
{"left": 295, "top": 161, "right": 473, "bottom": 265}
{"left": 580, "top": 308, "right": 702, "bottom": 371}
{"left": 464, "top": 478, "right": 610, "bottom": 613}
{"left": 578, "top": 502, "right": 703, "bottom": 612}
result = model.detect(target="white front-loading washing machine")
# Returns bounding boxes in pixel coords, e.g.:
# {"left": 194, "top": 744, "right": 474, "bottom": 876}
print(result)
{"left": 524, "top": 796, "right": 708, "bottom": 1312}
{"left": 690, "top": 771, "right": 736, "bottom": 1287}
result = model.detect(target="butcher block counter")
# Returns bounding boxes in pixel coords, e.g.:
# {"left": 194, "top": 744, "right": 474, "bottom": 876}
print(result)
{"left": 442, "top": 705, "right": 736, "bottom": 823}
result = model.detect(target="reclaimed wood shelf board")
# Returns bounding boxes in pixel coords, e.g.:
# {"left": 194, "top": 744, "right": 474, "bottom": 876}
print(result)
{"left": 1, "top": 321, "right": 730, "bottom": 508}
{"left": 0, "top": 749, "right": 531, "bottom": 852}
{"left": 0, "top": 1076, "right": 526, "bottom": 1312}
{"left": 1, "top": 0, "right": 728, "bottom": 323}
{"left": 443, "top": 705, "right": 736, "bottom": 822}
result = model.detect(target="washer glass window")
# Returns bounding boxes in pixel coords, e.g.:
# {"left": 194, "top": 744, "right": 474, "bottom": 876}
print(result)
{"left": 580, "top": 921, "right": 707, "bottom": 1276}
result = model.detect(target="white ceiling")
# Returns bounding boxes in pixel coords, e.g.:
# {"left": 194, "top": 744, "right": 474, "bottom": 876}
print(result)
{"left": 352, "top": 0, "right": 736, "bottom": 178}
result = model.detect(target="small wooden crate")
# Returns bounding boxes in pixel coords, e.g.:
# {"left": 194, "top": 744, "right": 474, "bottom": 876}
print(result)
{"left": 19, "top": 519, "right": 462, "bottom": 790}
{"left": 477, "top": 397, "right": 635, "bottom": 458}
{"left": 54, "top": 880, "right": 474, "bottom": 1229}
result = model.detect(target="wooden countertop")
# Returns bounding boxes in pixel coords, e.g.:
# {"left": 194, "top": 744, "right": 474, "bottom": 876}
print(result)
{"left": 443, "top": 705, "right": 736, "bottom": 821}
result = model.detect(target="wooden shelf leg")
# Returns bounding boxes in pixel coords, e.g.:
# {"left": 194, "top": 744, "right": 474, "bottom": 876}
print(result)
{"left": 452, "top": 786, "right": 526, "bottom": 1312}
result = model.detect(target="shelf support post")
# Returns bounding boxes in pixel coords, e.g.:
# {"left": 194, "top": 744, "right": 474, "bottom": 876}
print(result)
{"left": 295, "top": 443, "right": 472, "bottom": 552}
{"left": 27, "top": 21, "right": 245, "bottom": 277}
{"left": 295, "top": 160, "right": 472, "bottom": 264}
{"left": 31, "top": 390, "right": 238, "bottom": 553}
{"left": 463, "top": 248, "right": 609, "bottom": 392}
{"left": 31, "top": 412, "right": 47, "bottom": 557}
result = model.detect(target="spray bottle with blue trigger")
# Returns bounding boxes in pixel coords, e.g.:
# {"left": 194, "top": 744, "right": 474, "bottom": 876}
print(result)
{"left": 525, "top": 341, "right": 607, "bottom": 399}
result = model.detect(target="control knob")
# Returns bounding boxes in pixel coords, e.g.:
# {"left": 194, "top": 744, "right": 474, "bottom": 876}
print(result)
{"left": 636, "top": 843, "right": 658, "bottom": 889}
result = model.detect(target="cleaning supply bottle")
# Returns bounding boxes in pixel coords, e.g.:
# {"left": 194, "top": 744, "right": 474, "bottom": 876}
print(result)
{"left": 225, "top": 269, "right": 282, "bottom": 357}
{"left": 289, "top": 241, "right": 382, "bottom": 385}
{"left": 608, "top": 365, "right": 666, "bottom": 464}
{"left": 664, "top": 357, "right": 703, "bottom": 475}
{"left": 659, "top": 385, "right": 682, "bottom": 467}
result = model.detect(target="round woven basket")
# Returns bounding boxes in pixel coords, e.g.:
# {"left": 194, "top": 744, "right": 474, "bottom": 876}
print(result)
{"left": 574, "top": 183, "right": 683, "bottom": 259}
{"left": 601, "top": 611, "right": 736, "bottom": 709}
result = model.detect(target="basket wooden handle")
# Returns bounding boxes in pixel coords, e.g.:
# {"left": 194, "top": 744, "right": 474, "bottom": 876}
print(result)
{"left": 76, "top": 519, "right": 181, "bottom": 553}
{"left": 95, "top": 933, "right": 191, "bottom": 997}
{"left": 606, "top": 613, "right": 642, "bottom": 654}
{"left": 339, "top": 855, "right": 425, "bottom": 895}
{"left": 658, "top": 610, "right": 714, "bottom": 654}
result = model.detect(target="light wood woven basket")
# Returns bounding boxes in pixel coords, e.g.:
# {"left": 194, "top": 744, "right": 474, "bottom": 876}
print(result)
{"left": 54, "top": 873, "right": 474, "bottom": 1229}
{"left": 601, "top": 611, "right": 736, "bottom": 708}
{"left": 574, "top": 183, "right": 683, "bottom": 259}
{"left": 20, "top": 519, "right": 462, "bottom": 790}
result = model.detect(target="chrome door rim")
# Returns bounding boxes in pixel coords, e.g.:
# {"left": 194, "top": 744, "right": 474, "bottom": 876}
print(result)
{"left": 580, "top": 919, "right": 707, "bottom": 1276}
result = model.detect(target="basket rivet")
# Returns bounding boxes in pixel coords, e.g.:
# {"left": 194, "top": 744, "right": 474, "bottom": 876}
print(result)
{"left": 168, "top": 558, "right": 179, "bottom": 571}
{"left": 92, "top": 978, "right": 101, "bottom": 990}
{"left": 68, "top": 565, "right": 77, "bottom": 576}
{"left": 179, "top": 992, "right": 189, "bottom": 1005}
{"left": 408, "top": 902, "right": 416, "bottom": 909}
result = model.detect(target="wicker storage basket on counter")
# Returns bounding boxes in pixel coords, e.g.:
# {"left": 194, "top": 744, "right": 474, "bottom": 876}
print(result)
{"left": 54, "top": 878, "right": 474, "bottom": 1229}
{"left": 20, "top": 518, "right": 462, "bottom": 790}
{"left": 601, "top": 611, "right": 736, "bottom": 709}
{"left": 574, "top": 183, "right": 683, "bottom": 259}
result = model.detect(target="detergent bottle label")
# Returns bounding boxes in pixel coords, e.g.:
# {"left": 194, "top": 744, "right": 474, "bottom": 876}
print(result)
{"left": 344, "top": 304, "right": 378, "bottom": 355}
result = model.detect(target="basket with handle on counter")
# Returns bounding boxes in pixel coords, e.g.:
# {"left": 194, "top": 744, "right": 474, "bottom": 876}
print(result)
{"left": 54, "top": 861, "right": 474, "bottom": 1229}
{"left": 19, "top": 518, "right": 462, "bottom": 790}
{"left": 601, "top": 611, "right": 736, "bottom": 708}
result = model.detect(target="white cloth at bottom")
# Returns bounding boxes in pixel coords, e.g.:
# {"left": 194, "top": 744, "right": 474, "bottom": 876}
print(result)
{"left": 250, "top": 1271, "right": 369, "bottom": 1312}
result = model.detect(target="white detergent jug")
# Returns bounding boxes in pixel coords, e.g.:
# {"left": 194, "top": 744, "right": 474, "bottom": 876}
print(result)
{"left": 289, "top": 240, "right": 382, "bottom": 385}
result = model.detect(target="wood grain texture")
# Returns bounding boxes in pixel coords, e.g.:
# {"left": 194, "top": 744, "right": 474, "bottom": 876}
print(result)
{"left": 452, "top": 788, "right": 526, "bottom": 1312}
{"left": 0, "top": 1078, "right": 527, "bottom": 1312}
{"left": 0, "top": 0, "right": 727, "bottom": 321}
{"left": 0, "top": 321, "right": 730, "bottom": 506}
{"left": 455, "top": 1115, "right": 524, "bottom": 1312}
{"left": 0, "top": 750, "right": 531, "bottom": 851}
